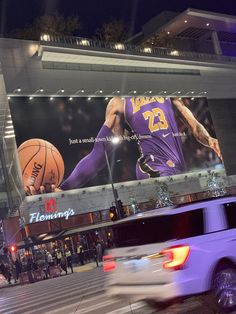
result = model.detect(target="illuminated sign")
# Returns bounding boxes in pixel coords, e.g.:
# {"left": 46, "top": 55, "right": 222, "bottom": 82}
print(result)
{"left": 29, "top": 208, "right": 75, "bottom": 223}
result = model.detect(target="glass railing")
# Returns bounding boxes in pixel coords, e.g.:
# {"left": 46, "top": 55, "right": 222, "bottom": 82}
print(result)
{"left": 40, "top": 34, "right": 236, "bottom": 64}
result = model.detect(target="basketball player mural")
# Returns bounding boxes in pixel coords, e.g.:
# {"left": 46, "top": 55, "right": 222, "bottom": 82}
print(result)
{"left": 24, "top": 96, "right": 221, "bottom": 195}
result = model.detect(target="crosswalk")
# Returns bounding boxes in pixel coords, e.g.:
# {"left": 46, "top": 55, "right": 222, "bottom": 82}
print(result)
{"left": 0, "top": 267, "right": 154, "bottom": 314}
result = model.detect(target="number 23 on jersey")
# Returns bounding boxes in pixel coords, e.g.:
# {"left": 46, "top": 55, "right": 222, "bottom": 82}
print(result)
{"left": 142, "top": 108, "right": 169, "bottom": 133}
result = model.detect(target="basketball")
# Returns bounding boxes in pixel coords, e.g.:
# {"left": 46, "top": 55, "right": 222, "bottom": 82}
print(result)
{"left": 17, "top": 139, "right": 65, "bottom": 191}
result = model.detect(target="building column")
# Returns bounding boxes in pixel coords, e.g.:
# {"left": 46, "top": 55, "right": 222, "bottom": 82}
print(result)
{"left": 211, "top": 31, "right": 222, "bottom": 55}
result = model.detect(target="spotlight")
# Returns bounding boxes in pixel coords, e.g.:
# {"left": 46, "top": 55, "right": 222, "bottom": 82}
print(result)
{"left": 29, "top": 96, "right": 33, "bottom": 100}
{"left": 133, "top": 90, "right": 137, "bottom": 94}
{"left": 167, "top": 31, "right": 170, "bottom": 35}
{"left": 191, "top": 91, "right": 194, "bottom": 94}
{"left": 163, "top": 91, "right": 167, "bottom": 94}
{"left": 117, "top": 90, "right": 120, "bottom": 94}
{"left": 17, "top": 87, "right": 21, "bottom": 92}
{"left": 99, "top": 89, "right": 103, "bottom": 94}
{"left": 69, "top": 97, "right": 73, "bottom": 101}
{"left": 191, "top": 97, "right": 195, "bottom": 100}
{"left": 184, "top": 20, "right": 188, "bottom": 23}
{"left": 105, "top": 97, "right": 109, "bottom": 100}
{"left": 88, "top": 97, "right": 91, "bottom": 101}
{"left": 60, "top": 88, "right": 64, "bottom": 93}
{"left": 149, "top": 90, "right": 152, "bottom": 94}
{"left": 177, "top": 91, "right": 181, "bottom": 94}
{"left": 206, "top": 23, "right": 210, "bottom": 27}
{"left": 8, "top": 96, "right": 11, "bottom": 100}
{"left": 39, "top": 88, "right": 44, "bottom": 93}
{"left": 81, "top": 88, "right": 85, "bottom": 93}
{"left": 50, "top": 97, "right": 54, "bottom": 101}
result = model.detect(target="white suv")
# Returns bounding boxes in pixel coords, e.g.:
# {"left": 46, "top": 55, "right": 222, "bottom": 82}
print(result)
{"left": 104, "top": 196, "right": 236, "bottom": 313}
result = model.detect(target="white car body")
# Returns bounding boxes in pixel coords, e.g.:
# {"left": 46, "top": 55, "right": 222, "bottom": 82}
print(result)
{"left": 105, "top": 196, "right": 236, "bottom": 304}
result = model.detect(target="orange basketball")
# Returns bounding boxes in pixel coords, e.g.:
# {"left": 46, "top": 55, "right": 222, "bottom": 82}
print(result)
{"left": 17, "top": 139, "right": 65, "bottom": 191}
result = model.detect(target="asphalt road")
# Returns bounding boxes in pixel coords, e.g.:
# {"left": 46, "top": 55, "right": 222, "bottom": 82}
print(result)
{"left": 0, "top": 266, "right": 230, "bottom": 313}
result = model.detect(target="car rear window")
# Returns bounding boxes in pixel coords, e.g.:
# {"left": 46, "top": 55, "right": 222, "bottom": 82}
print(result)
{"left": 224, "top": 202, "right": 236, "bottom": 229}
{"left": 112, "top": 209, "right": 204, "bottom": 247}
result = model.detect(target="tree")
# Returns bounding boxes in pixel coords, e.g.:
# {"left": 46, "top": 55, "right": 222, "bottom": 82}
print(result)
{"left": 12, "top": 13, "right": 80, "bottom": 41}
{"left": 141, "top": 31, "right": 176, "bottom": 49}
{"left": 95, "top": 19, "right": 129, "bottom": 42}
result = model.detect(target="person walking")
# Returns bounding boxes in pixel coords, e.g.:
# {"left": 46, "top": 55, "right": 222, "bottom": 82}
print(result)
{"left": 65, "top": 248, "right": 73, "bottom": 273}
{"left": 60, "top": 254, "right": 68, "bottom": 275}
{"left": 77, "top": 245, "right": 84, "bottom": 266}
{"left": 96, "top": 241, "right": 103, "bottom": 264}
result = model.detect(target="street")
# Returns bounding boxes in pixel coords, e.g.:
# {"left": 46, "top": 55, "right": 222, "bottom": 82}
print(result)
{"left": 0, "top": 266, "right": 229, "bottom": 314}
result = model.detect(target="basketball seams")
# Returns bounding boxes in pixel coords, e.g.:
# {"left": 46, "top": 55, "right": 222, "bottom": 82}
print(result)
{"left": 51, "top": 148, "right": 60, "bottom": 186}
{"left": 22, "top": 143, "right": 41, "bottom": 175}
{"left": 18, "top": 144, "right": 47, "bottom": 153}
{"left": 39, "top": 143, "right": 48, "bottom": 188}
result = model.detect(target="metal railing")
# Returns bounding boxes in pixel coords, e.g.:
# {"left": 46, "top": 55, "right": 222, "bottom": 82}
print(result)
{"left": 40, "top": 34, "right": 236, "bottom": 65}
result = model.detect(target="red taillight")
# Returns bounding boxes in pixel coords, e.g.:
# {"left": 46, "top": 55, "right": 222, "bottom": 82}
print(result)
{"left": 103, "top": 255, "right": 116, "bottom": 272}
{"left": 160, "top": 245, "right": 190, "bottom": 270}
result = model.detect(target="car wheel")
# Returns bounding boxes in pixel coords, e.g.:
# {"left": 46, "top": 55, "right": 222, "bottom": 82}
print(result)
{"left": 211, "top": 264, "right": 236, "bottom": 313}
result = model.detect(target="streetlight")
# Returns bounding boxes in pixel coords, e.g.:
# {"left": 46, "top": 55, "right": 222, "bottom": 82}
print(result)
{"left": 104, "top": 136, "right": 122, "bottom": 219}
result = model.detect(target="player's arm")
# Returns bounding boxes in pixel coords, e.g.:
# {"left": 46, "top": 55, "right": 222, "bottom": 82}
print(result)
{"left": 60, "top": 97, "right": 125, "bottom": 190}
{"left": 171, "top": 98, "right": 222, "bottom": 159}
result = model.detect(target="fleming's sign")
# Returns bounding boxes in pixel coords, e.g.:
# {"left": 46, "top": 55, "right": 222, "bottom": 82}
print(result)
{"left": 29, "top": 198, "right": 75, "bottom": 223}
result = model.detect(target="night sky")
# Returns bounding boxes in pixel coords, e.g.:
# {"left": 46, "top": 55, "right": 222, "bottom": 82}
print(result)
{"left": 1, "top": 0, "right": 236, "bottom": 38}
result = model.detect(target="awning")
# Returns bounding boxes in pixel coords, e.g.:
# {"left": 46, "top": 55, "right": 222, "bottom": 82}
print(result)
{"left": 63, "top": 221, "right": 114, "bottom": 237}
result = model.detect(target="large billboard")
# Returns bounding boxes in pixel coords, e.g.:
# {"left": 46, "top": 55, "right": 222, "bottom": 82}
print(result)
{"left": 9, "top": 96, "right": 223, "bottom": 196}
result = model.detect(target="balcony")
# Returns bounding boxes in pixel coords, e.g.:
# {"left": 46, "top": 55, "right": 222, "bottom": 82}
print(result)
{"left": 40, "top": 34, "right": 236, "bottom": 66}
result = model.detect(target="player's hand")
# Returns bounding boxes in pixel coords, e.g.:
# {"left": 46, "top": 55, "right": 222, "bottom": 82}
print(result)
{"left": 24, "top": 184, "right": 63, "bottom": 195}
{"left": 209, "top": 137, "right": 222, "bottom": 160}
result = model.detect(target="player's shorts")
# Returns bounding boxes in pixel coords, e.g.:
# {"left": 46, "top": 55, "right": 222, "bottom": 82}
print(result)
{"left": 136, "top": 155, "right": 184, "bottom": 180}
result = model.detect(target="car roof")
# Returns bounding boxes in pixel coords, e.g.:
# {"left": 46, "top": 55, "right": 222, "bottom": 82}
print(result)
{"left": 114, "top": 195, "right": 236, "bottom": 225}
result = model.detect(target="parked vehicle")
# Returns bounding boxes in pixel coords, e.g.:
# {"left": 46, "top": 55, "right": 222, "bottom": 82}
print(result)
{"left": 104, "top": 196, "right": 236, "bottom": 313}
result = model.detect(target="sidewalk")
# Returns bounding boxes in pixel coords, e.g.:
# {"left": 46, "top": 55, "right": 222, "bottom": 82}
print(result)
{"left": 73, "top": 262, "right": 102, "bottom": 273}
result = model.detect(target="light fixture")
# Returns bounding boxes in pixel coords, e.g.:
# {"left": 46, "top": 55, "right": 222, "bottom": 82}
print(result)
{"left": 114, "top": 43, "right": 125, "bottom": 50}
{"left": 88, "top": 97, "right": 91, "bottom": 101}
{"left": 163, "top": 91, "right": 167, "bottom": 94}
{"left": 99, "top": 89, "right": 103, "bottom": 94}
{"left": 117, "top": 90, "right": 120, "bottom": 94}
{"left": 79, "top": 39, "right": 90, "bottom": 46}
{"left": 41, "top": 34, "right": 50, "bottom": 41}
{"left": 184, "top": 20, "right": 188, "bottom": 23}
{"left": 8, "top": 96, "right": 11, "bottom": 100}
{"left": 206, "top": 23, "right": 210, "bottom": 27}
{"left": 6, "top": 125, "right": 13, "bottom": 129}
{"left": 105, "top": 97, "right": 109, "bottom": 100}
{"left": 4, "top": 134, "right": 15, "bottom": 139}
{"left": 191, "top": 97, "right": 195, "bottom": 100}
{"left": 69, "top": 97, "right": 73, "bottom": 101}
{"left": 39, "top": 88, "right": 44, "bottom": 93}
{"left": 191, "top": 91, "right": 194, "bottom": 94}
{"left": 133, "top": 90, "right": 137, "bottom": 94}
{"left": 178, "top": 97, "right": 182, "bottom": 100}
{"left": 81, "top": 88, "right": 85, "bottom": 93}
{"left": 167, "top": 31, "right": 170, "bottom": 35}
{"left": 177, "top": 91, "right": 181, "bottom": 94}
{"left": 29, "top": 96, "right": 33, "bottom": 100}
{"left": 50, "top": 97, "right": 54, "bottom": 101}
{"left": 60, "top": 88, "right": 64, "bottom": 93}
{"left": 165, "top": 97, "right": 169, "bottom": 100}
{"left": 143, "top": 47, "right": 152, "bottom": 53}
{"left": 111, "top": 137, "right": 120, "bottom": 144}
{"left": 149, "top": 90, "right": 152, "bottom": 94}
{"left": 204, "top": 91, "right": 207, "bottom": 94}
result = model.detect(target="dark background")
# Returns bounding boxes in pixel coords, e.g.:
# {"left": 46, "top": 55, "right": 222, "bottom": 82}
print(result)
{"left": 9, "top": 96, "right": 222, "bottom": 190}
{"left": 1, "top": 0, "right": 236, "bottom": 38}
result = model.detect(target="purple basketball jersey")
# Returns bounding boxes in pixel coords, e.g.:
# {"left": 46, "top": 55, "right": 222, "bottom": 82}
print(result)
{"left": 125, "top": 97, "right": 186, "bottom": 178}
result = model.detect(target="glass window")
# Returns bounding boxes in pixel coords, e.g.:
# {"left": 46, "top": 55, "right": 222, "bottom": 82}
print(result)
{"left": 224, "top": 202, "right": 236, "bottom": 229}
{"left": 112, "top": 209, "right": 204, "bottom": 248}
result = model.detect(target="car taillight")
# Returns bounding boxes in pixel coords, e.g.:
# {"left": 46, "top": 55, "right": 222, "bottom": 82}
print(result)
{"left": 103, "top": 255, "right": 116, "bottom": 272}
{"left": 160, "top": 245, "right": 190, "bottom": 270}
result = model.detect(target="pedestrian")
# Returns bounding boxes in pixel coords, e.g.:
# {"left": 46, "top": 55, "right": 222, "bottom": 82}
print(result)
{"left": 46, "top": 251, "right": 54, "bottom": 266}
{"left": 27, "top": 257, "right": 34, "bottom": 283}
{"left": 96, "top": 241, "right": 103, "bottom": 263}
{"left": 56, "top": 249, "right": 62, "bottom": 265}
{"left": 15, "top": 258, "right": 22, "bottom": 281}
{"left": 60, "top": 254, "right": 68, "bottom": 275}
{"left": 92, "top": 245, "right": 99, "bottom": 267}
{"left": 77, "top": 245, "right": 84, "bottom": 266}
{"left": 65, "top": 248, "right": 73, "bottom": 273}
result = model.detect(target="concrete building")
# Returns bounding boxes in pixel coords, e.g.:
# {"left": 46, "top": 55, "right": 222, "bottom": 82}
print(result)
{"left": 1, "top": 8, "right": 236, "bottom": 246}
